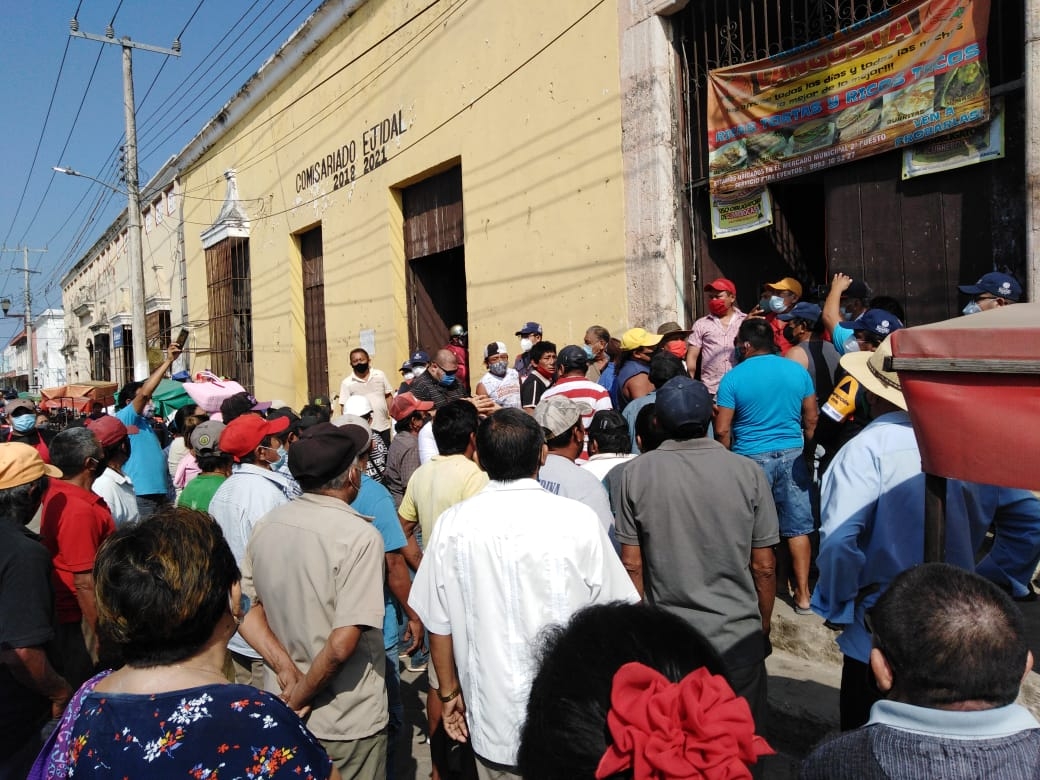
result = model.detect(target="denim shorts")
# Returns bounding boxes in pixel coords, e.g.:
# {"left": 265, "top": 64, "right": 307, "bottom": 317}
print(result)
{"left": 749, "top": 446, "right": 813, "bottom": 538}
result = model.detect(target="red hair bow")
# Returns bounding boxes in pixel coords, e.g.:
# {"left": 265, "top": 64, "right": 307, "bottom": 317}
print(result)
{"left": 595, "top": 662, "right": 774, "bottom": 780}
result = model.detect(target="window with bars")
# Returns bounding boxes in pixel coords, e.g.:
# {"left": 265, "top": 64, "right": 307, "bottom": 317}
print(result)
{"left": 299, "top": 226, "right": 328, "bottom": 400}
{"left": 89, "top": 335, "right": 112, "bottom": 382}
{"left": 205, "top": 238, "right": 254, "bottom": 388}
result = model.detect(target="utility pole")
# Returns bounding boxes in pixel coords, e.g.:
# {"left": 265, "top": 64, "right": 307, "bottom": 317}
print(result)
{"left": 70, "top": 20, "right": 180, "bottom": 381}
{"left": 0, "top": 247, "right": 44, "bottom": 392}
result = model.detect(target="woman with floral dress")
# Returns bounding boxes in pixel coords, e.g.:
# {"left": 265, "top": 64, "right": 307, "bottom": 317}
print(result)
{"left": 32, "top": 507, "right": 338, "bottom": 779}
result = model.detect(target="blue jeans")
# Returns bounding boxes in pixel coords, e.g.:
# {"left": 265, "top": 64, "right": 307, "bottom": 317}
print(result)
{"left": 749, "top": 447, "right": 813, "bottom": 538}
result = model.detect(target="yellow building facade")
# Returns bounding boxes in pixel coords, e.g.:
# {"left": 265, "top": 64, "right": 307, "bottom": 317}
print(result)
{"left": 179, "top": 0, "right": 629, "bottom": 406}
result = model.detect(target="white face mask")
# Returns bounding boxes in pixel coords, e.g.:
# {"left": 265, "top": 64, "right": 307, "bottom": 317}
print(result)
{"left": 402, "top": 371, "right": 415, "bottom": 381}
{"left": 412, "top": 365, "right": 427, "bottom": 377}
{"left": 520, "top": 338, "right": 533, "bottom": 353}
{"left": 843, "top": 336, "right": 860, "bottom": 353}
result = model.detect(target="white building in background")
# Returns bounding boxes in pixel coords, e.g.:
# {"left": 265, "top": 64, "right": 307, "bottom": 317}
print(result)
{"left": 1, "top": 309, "right": 66, "bottom": 393}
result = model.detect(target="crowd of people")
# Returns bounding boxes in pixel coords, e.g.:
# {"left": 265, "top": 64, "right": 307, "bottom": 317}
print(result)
{"left": 2, "top": 269, "right": 1038, "bottom": 780}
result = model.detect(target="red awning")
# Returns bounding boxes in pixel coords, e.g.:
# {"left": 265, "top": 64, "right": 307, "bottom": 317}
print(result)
{"left": 889, "top": 303, "right": 1040, "bottom": 491}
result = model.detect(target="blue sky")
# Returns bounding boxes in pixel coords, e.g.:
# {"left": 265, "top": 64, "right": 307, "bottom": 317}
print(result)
{"left": 0, "top": 0, "right": 325, "bottom": 342}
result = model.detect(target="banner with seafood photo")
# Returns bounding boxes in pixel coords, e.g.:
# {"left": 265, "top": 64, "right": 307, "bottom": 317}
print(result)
{"left": 706, "top": 0, "right": 991, "bottom": 193}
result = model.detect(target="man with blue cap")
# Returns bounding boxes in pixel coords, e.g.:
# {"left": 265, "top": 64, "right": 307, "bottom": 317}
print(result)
{"left": 959, "top": 271, "right": 1023, "bottom": 314}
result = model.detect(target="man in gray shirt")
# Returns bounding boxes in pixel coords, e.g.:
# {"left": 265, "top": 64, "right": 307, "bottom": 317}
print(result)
{"left": 617, "top": 375, "right": 779, "bottom": 729}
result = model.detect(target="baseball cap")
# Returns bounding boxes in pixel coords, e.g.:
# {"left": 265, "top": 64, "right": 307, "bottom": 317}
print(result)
{"left": 654, "top": 376, "right": 713, "bottom": 434}
{"left": 778, "top": 302, "right": 822, "bottom": 323}
{"left": 0, "top": 442, "right": 61, "bottom": 489}
{"left": 220, "top": 391, "right": 270, "bottom": 422}
{"left": 399, "top": 360, "right": 414, "bottom": 374}
{"left": 703, "top": 278, "right": 736, "bottom": 295}
{"left": 842, "top": 280, "right": 871, "bottom": 300}
{"left": 619, "top": 328, "right": 663, "bottom": 352}
{"left": 515, "top": 322, "right": 543, "bottom": 337}
{"left": 332, "top": 413, "right": 371, "bottom": 435}
{"left": 310, "top": 394, "right": 333, "bottom": 409}
{"left": 410, "top": 351, "right": 431, "bottom": 366}
{"left": 343, "top": 395, "right": 373, "bottom": 417}
{"left": 6, "top": 399, "right": 35, "bottom": 416}
{"left": 219, "top": 414, "right": 290, "bottom": 460}
{"left": 767, "top": 277, "right": 803, "bottom": 297}
{"left": 288, "top": 422, "right": 369, "bottom": 484}
{"left": 190, "top": 420, "right": 226, "bottom": 454}
{"left": 533, "top": 395, "right": 589, "bottom": 439}
{"left": 86, "top": 415, "right": 139, "bottom": 447}
{"left": 556, "top": 345, "right": 589, "bottom": 371}
{"left": 389, "top": 392, "right": 434, "bottom": 421}
{"left": 588, "top": 409, "right": 627, "bottom": 436}
{"left": 958, "top": 272, "right": 1022, "bottom": 302}
{"left": 848, "top": 309, "right": 904, "bottom": 338}
{"left": 483, "top": 341, "right": 508, "bottom": 361}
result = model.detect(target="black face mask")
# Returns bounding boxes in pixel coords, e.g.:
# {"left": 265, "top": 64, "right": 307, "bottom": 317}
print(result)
{"left": 353, "top": 362, "right": 369, "bottom": 375}
{"left": 92, "top": 456, "right": 108, "bottom": 479}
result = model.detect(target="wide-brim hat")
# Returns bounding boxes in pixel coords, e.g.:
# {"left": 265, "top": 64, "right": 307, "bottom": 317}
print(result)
{"left": 656, "top": 321, "right": 692, "bottom": 341}
{"left": 839, "top": 335, "right": 906, "bottom": 411}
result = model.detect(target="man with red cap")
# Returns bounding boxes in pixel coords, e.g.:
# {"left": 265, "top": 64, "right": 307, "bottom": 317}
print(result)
{"left": 207, "top": 412, "right": 293, "bottom": 686}
{"left": 86, "top": 415, "right": 140, "bottom": 528}
{"left": 686, "top": 278, "right": 747, "bottom": 395}
{"left": 384, "top": 391, "right": 434, "bottom": 507}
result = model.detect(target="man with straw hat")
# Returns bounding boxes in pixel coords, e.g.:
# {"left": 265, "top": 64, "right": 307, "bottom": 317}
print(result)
{"left": 811, "top": 335, "right": 1040, "bottom": 732}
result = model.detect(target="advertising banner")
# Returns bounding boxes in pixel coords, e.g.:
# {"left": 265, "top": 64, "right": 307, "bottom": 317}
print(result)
{"left": 707, "top": 0, "right": 990, "bottom": 193}
{"left": 710, "top": 187, "right": 773, "bottom": 238}
{"left": 902, "top": 95, "right": 1004, "bottom": 178}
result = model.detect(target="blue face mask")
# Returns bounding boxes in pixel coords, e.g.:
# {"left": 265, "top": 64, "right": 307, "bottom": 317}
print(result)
{"left": 962, "top": 301, "right": 982, "bottom": 316}
{"left": 439, "top": 373, "right": 457, "bottom": 388}
{"left": 768, "top": 295, "right": 787, "bottom": 313}
{"left": 12, "top": 414, "right": 36, "bottom": 433}
{"left": 583, "top": 344, "right": 595, "bottom": 360}
{"left": 271, "top": 446, "right": 287, "bottom": 471}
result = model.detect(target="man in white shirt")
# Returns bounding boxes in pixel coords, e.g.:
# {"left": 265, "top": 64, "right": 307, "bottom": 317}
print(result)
{"left": 208, "top": 412, "right": 293, "bottom": 685}
{"left": 409, "top": 408, "right": 637, "bottom": 779}
{"left": 339, "top": 347, "right": 395, "bottom": 448}
{"left": 86, "top": 415, "right": 140, "bottom": 528}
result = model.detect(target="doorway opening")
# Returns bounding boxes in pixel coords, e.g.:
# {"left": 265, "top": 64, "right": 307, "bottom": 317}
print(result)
{"left": 402, "top": 165, "right": 467, "bottom": 355}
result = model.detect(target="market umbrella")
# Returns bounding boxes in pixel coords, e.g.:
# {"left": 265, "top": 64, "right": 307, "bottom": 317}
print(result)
{"left": 151, "top": 378, "right": 196, "bottom": 418}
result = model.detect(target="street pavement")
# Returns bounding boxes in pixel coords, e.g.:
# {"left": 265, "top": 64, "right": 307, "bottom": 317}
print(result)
{"left": 390, "top": 595, "right": 1040, "bottom": 780}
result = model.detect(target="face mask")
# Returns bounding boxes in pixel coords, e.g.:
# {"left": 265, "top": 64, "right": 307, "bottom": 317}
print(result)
{"left": 665, "top": 340, "right": 686, "bottom": 359}
{"left": 708, "top": 298, "right": 728, "bottom": 317}
{"left": 535, "top": 363, "right": 555, "bottom": 379}
{"left": 520, "top": 338, "right": 533, "bottom": 353}
{"left": 782, "top": 325, "right": 797, "bottom": 344}
{"left": 582, "top": 344, "right": 595, "bottom": 360}
{"left": 839, "top": 305, "right": 853, "bottom": 321}
{"left": 229, "top": 591, "right": 251, "bottom": 626}
{"left": 353, "top": 362, "right": 369, "bottom": 375}
{"left": 962, "top": 301, "right": 982, "bottom": 316}
{"left": 843, "top": 336, "right": 860, "bottom": 353}
{"left": 758, "top": 297, "right": 771, "bottom": 312}
{"left": 143, "top": 403, "right": 155, "bottom": 418}
{"left": 438, "top": 373, "right": 457, "bottom": 387}
{"left": 12, "top": 415, "right": 36, "bottom": 433}
{"left": 402, "top": 371, "right": 414, "bottom": 381}
{"left": 488, "top": 361, "right": 508, "bottom": 378}
{"left": 270, "top": 446, "right": 287, "bottom": 471}
{"left": 36, "top": 422, "right": 49, "bottom": 431}
{"left": 413, "top": 365, "right": 427, "bottom": 377}
{"left": 768, "top": 295, "right": 787, "bottom": 313}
